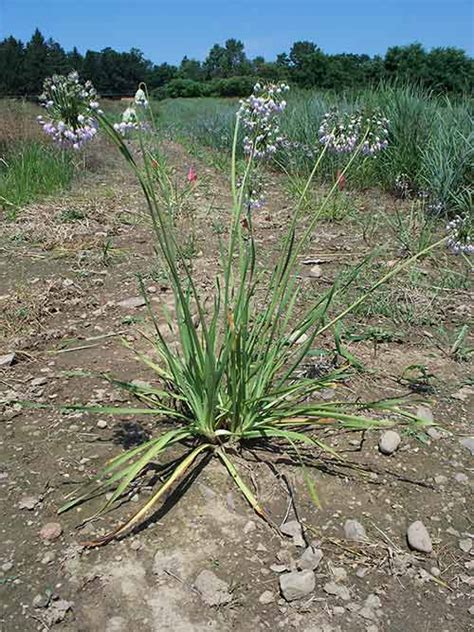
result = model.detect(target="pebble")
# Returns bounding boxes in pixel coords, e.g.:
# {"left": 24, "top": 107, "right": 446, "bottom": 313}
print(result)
{"left": 18, "top": 495, "right": 40, "bottom": 510}
{"left": 407, "top": 521, "right": 432, "bottom": 553}
{"left": 459, "top": 538, "right": 472, "bottom": 553}
{"left": 459, "top": 437, "right": 474, "bottom": 456}
{"left": 416, "top": 405, "right": 433, "bottom": 423}
{"left": 378, "top": 430, "right": 401, "bottom": 455}
{"left": 33, "top": 593, "right": 50, "bottom": 609}
{"left": 259, "top": 590, "right": 275, "bottom": 604}
{"left": 280, "top": 520, "right": 305, "bottom": 547}
{"left": 434, "top": 475, "right": 448, "bottom": 485}
{"left": 130, "top": 540, "right": 141, "bottom": 551}
{"left": 96, "top": 420, "right": 108, "bottom": 429}
{"left": 279, "top": 570, "right": 315, "bottom": 601}
{"left": 41, "top": 552, "right": 56, "bottom": 564}
{"left": 1, "top": 562, "right": 13, "bottom": 572}
{"left": 454, "top": 472, "right": 468, "bottom": 484}
{"left": 244, "top": 520, "right": 256, "bottom": 534}
{"left": 308, "top": 264, "right": 322, "bottom": 278}
{"left": 344, "top": 519, "right": 367, "bottom": 542}
{"left": 297, "top": 546, "right": 323, "bottom": 571}
{"left": 194, "top": 570, "right": 231, "bottom": 606}
{"left": 323, "top": 581, "right": 351, "bottom": 601}
{"left": 39, "top": 522, "right": 63, "bottom": 542}
{"left": 31, "top": 376, "right": 48, "bottom": 387}
{"left": 0, "top": 352, "right": 15, "bottom": 368}
{"left": 117, "top": 296, "right": 146, "bottom": 309}
{"left": 332, "top": 567, "right": 347, "bottom": 582}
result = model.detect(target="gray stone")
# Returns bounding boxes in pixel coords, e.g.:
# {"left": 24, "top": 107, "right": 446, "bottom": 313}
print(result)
{"left": 407, "top": 521, "right": 432, "bottom": 553}
{"left": 33, "top": 593, "right": 50, "bottom": 609}
{"left": 455, "top": 472, "right": 468, "bottom": 484}
{"left": 281, "top": 520, "right": 305, "bottom": 547}
{"left": 309, "top": 264, "right": 322, "bottom": 278}
{"left": 416, "top": 405, "right": 433, "bottom": 424}
{"left": 279, "top": 570, "right": 315, "bottom": 601}
{"left": 1, "top": 562, "right": 13, "bottom": 572}
{"left": 459, "top": 538, "right": 472, "bottom": 553}
{"left": 0, "top": 353, "right": 15, "bottom": 368}
{"left": 31, "top": 377, "right": 48, "bottom": 387}
{"left": 344, "top": 519, "right": 367, "bottom": 542}
{"left": 18, "top": 495, "right": 40, "bottom": 510}
{"left": 117, "top": 296, "right": 146, "bottom": 309}
{"left": 378, "top": 430, "right": 401, "bottom": 455}
{"left": 259, "top": 590, "right": 275, "bottom": 604}
{"left": 459, "top": 437, "right": 474, "bottom": 456}
{"left": 96, "top": 419, "right": 108, "bottom": 429}
{"left": 194, "top": 570, "right": 232, "bottom": 606}
{"left": 323, "top": 581, "right": 351, "bottom": 601}
{"left": 297, "top": 546, "right": 323, "bottom": 571}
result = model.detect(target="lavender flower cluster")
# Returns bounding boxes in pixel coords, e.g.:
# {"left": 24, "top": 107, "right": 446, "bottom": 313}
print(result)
{"left": 281, "top": 139, "right": 317, "bottom": 160}
{"left": 38, "top": 71, "right": 99, "bottom": 149}
{"left": 238, "top": 82, "right": 289, "bottom": 159}
{"left": 318, "top": 109, "right": 361, "bottom": 154}
{"left": 319, "top": 108, "right": 389, "bottom": 156}
{"left": 237, "top": 174, "right": 267, "bottom": 211}
{"left": 446, "top": 215, "right": 473, "bottom": 255}
{"left": 360, "top": 112, "right": 389, "bottom": 156}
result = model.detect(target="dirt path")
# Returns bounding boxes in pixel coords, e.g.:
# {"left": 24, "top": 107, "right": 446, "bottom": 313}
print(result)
{"left": 0, "top": 139, "right": 473, "bottom": 632}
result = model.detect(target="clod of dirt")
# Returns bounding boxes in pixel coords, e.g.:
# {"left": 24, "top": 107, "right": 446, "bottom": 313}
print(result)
{"left": 0, "top": 352, "right": 15, "bottom": 367}
{"left": 344, "top": 519, "right": 367, "bottom": 542}
{"left": 279, "top": 569, "right": 315, "bottom": 601}
{"left": 459, "top": 437, "right": 474, "bottom": 456}
{"left": 117, "top": 296, "right": 146, "bottom": 309}
{"left": 323, "top": 581, "right": 351, "bottom": 601}
{"left": 378, "top": 430, "right": 401, "bottom": 455}
{"left": 407, "top": 520, "right": 433, "bottom": 553}
{"left": 39, "top": 522, "right": 63, "bottom": 541}
{"left": 297, "top": 546, "right": 323, "bottom": 571}
{"left": 280, "top": 520, "right": 305, "bottom": 547}
{"left": 194, "top": 569, "right": 232, "bottom": 606}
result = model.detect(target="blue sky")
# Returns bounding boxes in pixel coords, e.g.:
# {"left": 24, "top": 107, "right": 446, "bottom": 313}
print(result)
{"left": 0, "top": 0, "right": 472, "bottom": 62}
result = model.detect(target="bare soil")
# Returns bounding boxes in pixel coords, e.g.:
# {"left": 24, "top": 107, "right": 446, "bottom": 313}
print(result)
{"left": 0, "top": 138, "right": 472, "bottom": 632}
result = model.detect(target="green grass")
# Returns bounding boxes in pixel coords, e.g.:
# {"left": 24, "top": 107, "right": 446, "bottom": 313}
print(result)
{"left": 0, "top": 141, "right": 74, "bottom": 216}
{"left": 153, "top": 85, "right": 474, "bottom": 216}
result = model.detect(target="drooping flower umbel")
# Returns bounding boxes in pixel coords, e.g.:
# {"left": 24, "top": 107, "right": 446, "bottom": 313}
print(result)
{"left": 113, "top": 106, "right": 140, "bottom": 136}
{"left": 446, "top": 215, "right": 473, "bottom": 255}
{"left": 37, "top": 71, "right": 99, "bottom": 149}
{"left": 238, "top": 82, "right": 289, "bottom": 160}
{"left": 319, "top": 108, "right": 389, "bottom": 156}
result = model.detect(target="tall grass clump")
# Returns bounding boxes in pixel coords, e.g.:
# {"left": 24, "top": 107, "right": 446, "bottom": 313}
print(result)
{"left": 36, "top": 75, "right": 448, "bottom": 545}
{"left": 0, "top": 99, "right": 76, "bottom": 215}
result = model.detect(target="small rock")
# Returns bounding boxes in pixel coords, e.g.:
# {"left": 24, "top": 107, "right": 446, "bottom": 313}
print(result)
{"left": 31, "top": 377, "right": 48, "bottom": 387}
{"left": 434, "top": 475, "right": 448, "bottom": 485}
{"left": 407, "top": 521, "right": 432, "bottom": 553}
{"left": 308, "top": 264, "right": 322, "bottom": 278}
{"left": 33, "top": 593, "right": 50, "bottom": 609}
{"left": 96, "top": 420, "right": 108, "bottom": 429}
{"left": 333, "top": 606, "right": 345, "bottom": 616}
{"left": 244, "top": 520, "right": 256, "bottom": 534}
{"left": 279, "top": 570, "right": 315, "bottom": 601}
{"left": 323, "top": 581, "right": 351, "bottom": 601}
{"left": 451, "top": 386, "right": 474, "bottom": 401}
{"left": 365, "top": 594, "right": 382, "bottom": 609}
{"left": 344, "top": 519, "right": 367, "bottom": 542}
{"left": 259, "top": 590, "right": 275, "bottom": 604}
{"left": 0, "top": 352, "right": 15, "bottom": 368}
{"left": 469, "top": 605, "right": 474, "bottom": 617}
{"left": 45, "top": 599, "right": 73, "bottom": 625}
{"left": 378, "top": 430, "right": 401, "bottom": 455}
{"left": 297, "top": 547, "right": 323, "bottom": 571}
{"left": 358, "top": 606, "right": 377, "bottom": 621}
{"left": 39, "top": 522, "right": 63, "bottom": 542}
{"left": 281, "top": 520, "right": 305, "bottom": 547}
{"left": 18, "top": 495, "right": 40, "bottom": 510}
{"left": 416, "top": 405, "right": 433, "bottom": 424}
{"left": 194, "top": 570, "right": 231, "bottom": 606}
{"left": 332, "top": 567, "right": 347, "bottom": 582}
{"left": 459, "top": 437, "right": 474, "bottom": 456}
{"left": 459, "top": 538, "right": 472, "bottom": 553}
{"left": 41, "top": 552, "right": 56, "bottom": 564}
{"left": 1, "top": 562, "right": 13, "bottom": 572}
{"left": 130, "top": 540, "right": 141, "bottom": 551}
{"left": 270, "top": 564, "right": 288, "bottom": 573}
{"left": 426, "top": 427, "right": 442, "bottom": 440}
{"left": 117, "top": 296, "right": 146, "bottom": 309}
{"left": 454, "top": 472, "right": 468, "bottom": 484}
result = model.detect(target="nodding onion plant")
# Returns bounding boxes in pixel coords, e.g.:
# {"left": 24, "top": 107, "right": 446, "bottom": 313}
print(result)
{"left": 39, "top": 75, "right": 444, "bottom": 545}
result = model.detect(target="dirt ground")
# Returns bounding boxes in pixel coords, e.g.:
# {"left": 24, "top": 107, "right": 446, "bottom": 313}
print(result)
{"left": 0, "top": 136, "right": 473, "bottom": 632}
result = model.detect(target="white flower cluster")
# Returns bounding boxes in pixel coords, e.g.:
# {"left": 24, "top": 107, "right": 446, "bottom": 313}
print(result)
{"left": 319, "top": 108, "right": 389, "bottom": 156}
{"left": 238, "top": 82, "right": 289, "bottom": 159}
{"left": 113, "top": 106, "right": 140, "bottom": 136}
{"left": 134, "top": 87, "right": 148, "bottom": 108}
{"left": 319, "top": 109, "right": 361, "bottom": 154}
{"left": 446, "top": 215, "right": 473, "bottom": 255}
{"left": 37, "top": 71, "right": 99, "bottom": 149}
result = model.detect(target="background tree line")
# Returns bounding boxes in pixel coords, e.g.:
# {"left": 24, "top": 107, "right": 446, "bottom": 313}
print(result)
{"left": 1, "top": 29, "right": 472, "bottom": 98}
